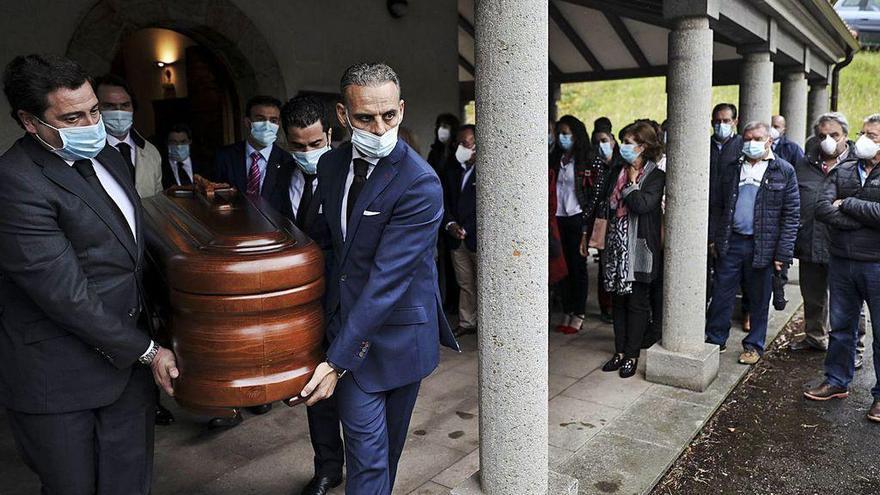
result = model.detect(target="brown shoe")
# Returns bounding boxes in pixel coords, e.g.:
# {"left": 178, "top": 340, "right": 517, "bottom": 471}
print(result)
{"left": 738, "top": 349, "right": 760, "bottom": 365}
{"left": 869, "top": 400, "right": 880, "bottom": 423}
{"left": 804, "top": 381, "right": 849, "bottom": 401}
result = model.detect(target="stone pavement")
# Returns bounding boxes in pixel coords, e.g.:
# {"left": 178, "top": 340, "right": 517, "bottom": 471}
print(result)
{"left": 0, "top": 263, "right": 804, "bottom": 495}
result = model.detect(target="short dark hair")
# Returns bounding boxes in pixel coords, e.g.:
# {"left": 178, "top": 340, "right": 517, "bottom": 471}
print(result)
{"left": 93, "top": 73, "right": 138, "bottom": 111}
{"left": 168, "top": 122, "right": 192, "bottom": 140}
{"left": 3, "top": 54, "right": 90, "bottom": 127}
{"left": 712, "top": 102, "right": 738, "bottom": 120}
{"left": 245, "top": 95, "right": 282, "bottom": 119}
{"left": 281, "top": 95, "right": 328, "bottom": 132}
{"left": 594, "top": 116, "right": 612, "bottom": 134}
{"left": 457, "top": 124, "right": 476, "bottom": 137}
{"left": 340, "top": 63, "right": 401, "bottom": 103}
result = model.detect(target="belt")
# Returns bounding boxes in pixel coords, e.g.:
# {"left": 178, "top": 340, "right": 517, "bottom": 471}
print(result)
{"left": 732, "top": 232, "right": 754, "bottom": 240}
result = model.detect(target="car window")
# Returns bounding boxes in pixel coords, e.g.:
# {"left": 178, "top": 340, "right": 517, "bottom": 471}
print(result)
{"left": 838, "top": 0, "right": 863, "bottom": 9}
{"left": 869, "top": 0, "right": 880, "bottom": 11}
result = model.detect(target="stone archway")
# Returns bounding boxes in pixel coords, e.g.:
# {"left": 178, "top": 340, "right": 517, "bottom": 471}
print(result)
{"left": 66, "top": 0, "right": 286, "bottom": 107}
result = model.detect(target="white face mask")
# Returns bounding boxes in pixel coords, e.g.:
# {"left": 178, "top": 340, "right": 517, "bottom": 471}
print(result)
{"left": 250, "top": 120, "right": 279, "bottom": 147}
{"left": 437, "top": 126, "right": 451, "bottom": 144}
{"left": 455, "top": 144, "right": 475, "bottom": 165}
{"left": 346, "top": 113, "right": 400, "bottom": 158}
{"left": 769, "top": 127, "right": 781, "bottom": 141}
{"left": 101, "top": 110, "right": 133, "bottom": 137}
{"left": 820, "top": 135, "right": 840, "bottom": 156}
{"left": 854, "top": 134, "right": 880, "bottom": 160}
{"left": 292, "top": 145, "right": 330, "bottom": 175}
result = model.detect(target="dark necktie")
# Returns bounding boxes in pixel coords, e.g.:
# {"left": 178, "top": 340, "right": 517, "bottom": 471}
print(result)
{"left": 115, "top": 142, "right": 135, "bottom": 186}
{"left": 177, "top": 161, "right": 192, "bottom": 186}
{"left": 347, "top": 158, "right": 370, "bottom": 221}
{"left": 73, "top": 159, "right": 132, "bottom": 238}
{"left": 297, "top": 173, "right": 317, "bottom": 228}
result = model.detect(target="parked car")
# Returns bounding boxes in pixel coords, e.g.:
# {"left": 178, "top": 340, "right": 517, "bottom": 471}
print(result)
{"left": 835, "top": 0, "right": 880, "bottom": 48}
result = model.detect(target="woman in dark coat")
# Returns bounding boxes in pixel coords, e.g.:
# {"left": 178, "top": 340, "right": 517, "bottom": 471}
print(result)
{"left": 598, "top": 121, "right": 666, "bottom": 378}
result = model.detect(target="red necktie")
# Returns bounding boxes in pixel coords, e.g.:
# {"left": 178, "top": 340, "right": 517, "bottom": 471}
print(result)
{"left": 247, "top": 151, "right": 262, "bottom": 196}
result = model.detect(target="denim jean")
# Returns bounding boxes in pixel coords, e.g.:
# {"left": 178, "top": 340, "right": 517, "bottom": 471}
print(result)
{"left": 705, "top": 234, "right": 773, "bottom": 353}
{"left": 825, "top": 256, "right": 880, "bottom": 398}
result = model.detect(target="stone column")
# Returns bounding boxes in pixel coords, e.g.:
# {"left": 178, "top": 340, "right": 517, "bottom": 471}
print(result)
{"left": 738, "top": 50, "right": 774, "bottom": 129}
{"left": 808, "top": 81, "right": 830, "bottom": 133}
{"left": 645, "top": 15, "right": 719, "bottom": 392}
{"left": 780, "top": 71, "right": 808, "bottom": 148}
{"left": 456, "top": 0, "right": 554, "bottom": 494}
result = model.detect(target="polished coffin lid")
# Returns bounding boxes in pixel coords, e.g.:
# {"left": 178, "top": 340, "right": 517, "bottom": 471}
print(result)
{"left": 142, "top": 180, "right": 323, "bottom": 296}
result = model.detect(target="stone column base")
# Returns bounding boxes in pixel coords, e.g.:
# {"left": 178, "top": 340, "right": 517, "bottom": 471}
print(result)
{"left": 451, "top": 470, "right": 578, "bottom": 495}
{"left": 645, "top": 342, "right": 719, "bottom": 392}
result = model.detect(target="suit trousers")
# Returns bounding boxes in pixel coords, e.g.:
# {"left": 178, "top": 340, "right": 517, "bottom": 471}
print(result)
{"left": 450, "top": 246, "right": 478, "bottom": 329}
{"left": 6, "top": 366, "right": 155, "bottom": 495}
{"left": 335, "top": 378, "right": 421, "bottom": 495}
{"left": 306, "top": 394, "right": 345, "bottom": 478}
{"left": 798, "top": 260, "right": 866, "bottom": 355}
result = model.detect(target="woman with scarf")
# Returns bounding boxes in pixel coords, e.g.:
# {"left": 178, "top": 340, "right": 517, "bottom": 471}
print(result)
{"left": 598, "top": 121, "right": 666, "bottom": 378}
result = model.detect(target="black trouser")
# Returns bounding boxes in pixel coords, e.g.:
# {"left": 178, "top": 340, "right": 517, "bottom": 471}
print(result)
{"left": 7, "top": 366, "right": 155, "bottom": 495}
{"left": 613, "top": 282, "right": 652, "bottom": 359}
{"left": 306, "top": 383, "right": 345, "bottom": 479}
{"left": 557, "top": 214, "right": 588, "bottom": 316}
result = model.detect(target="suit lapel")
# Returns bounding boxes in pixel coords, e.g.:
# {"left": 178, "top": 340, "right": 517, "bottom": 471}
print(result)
{"left": 233, "top": 142, "right": 247, "bottom": 192}
{"left": 329, "top": 144, "right": 353, "bottom": 249}
{"left": 96, "top": 147, "right": 142, "bottom": 263}
{"left": 339, "top": 141, "right": 406, "bottom": 266}
{"left": 262, "top": 144, "right": 282, "bottom": 200}
{"left": 27, "top": 138, "right": 138, "bottom": 263}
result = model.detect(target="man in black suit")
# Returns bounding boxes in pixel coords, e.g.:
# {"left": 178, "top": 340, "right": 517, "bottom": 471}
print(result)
{"left": 281, "top": 95, "right": 345, "bottom": 495}
{"left": 443, "top": 124, "right": 478, "bottom": 338}
{"left": 0, "top": 54, "right": 177, "bottom": 494}
{"left": 162, "top": 122, "right": 209, "bottom": 188}
{"left": 214, "top": 95, "right": 293, "bottom": 218}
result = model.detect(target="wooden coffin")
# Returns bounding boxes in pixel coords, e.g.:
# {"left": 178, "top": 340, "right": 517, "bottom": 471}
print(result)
{"left": 143, "top": 178, "right": 324, "bottom": 417}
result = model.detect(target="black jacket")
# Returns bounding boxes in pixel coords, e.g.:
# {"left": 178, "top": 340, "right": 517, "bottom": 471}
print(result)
{"left": 601, "top": 162, "right": 666, "bottom": 283}
{"left": 442, "top": 162, "right": 477, "bottom": 252}
{"left": 816, "top": 157, "right": 880, "bottom": 262}
{"left": 709, "top": 134, "right": 744, "bottom": 217}
{"left": 0, "top": 135, "right": 152, "bottom": 414}
{"left": 793, "top": 144, "right": 854, "bottom": 264}
{"left": 161, "top": 157, "right": 211, "bottom": 189}
{"left": 213, "top": 141, "right": 294, "bottom": 217}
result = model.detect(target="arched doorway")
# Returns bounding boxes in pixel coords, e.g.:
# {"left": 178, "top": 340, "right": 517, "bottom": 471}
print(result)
{"left": 66, "top": 0, "right": 286, "bottom": 164}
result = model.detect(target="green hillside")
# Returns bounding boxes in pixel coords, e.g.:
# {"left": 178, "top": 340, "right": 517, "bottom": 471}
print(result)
{"left": 555, "top": 51, "right": 880, "bottom": 138}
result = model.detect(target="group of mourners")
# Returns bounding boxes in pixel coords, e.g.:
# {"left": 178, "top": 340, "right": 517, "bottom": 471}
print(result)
{"left": 538, "top": 105, "right": 880, "bottom": 423}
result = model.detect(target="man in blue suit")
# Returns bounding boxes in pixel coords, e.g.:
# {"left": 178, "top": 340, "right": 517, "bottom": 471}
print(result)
{"left": 296, "top": 63, "right": 458, "bottom": 495}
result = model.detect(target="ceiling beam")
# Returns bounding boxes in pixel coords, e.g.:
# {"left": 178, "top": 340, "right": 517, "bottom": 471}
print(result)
{"left": 458, "top": 13, "right": 475, "bottom": 39}
{"left": 458, "top": 55, "right": 475, "bottom": 77}
{"left": 556, "top": 59, "right": 745, "bottom": 86}
{"left": 558, "top": 0, "right": 670, "bottom": 29}
{"left": 604, "top": 12, "right": 650, "bottom": 68}
{"left": 550, "top": 60, "right": 562, "bottom": 78}
{"left": 549, "top": 1, "right": 604, "bottom": 71}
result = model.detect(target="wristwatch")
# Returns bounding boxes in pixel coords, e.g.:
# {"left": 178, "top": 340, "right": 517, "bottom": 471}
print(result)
{"left": 327, "top": 361, "right": 348, "bottom": 379}
{"left": 139, "top": 343, "right": 160, "bottom": 365}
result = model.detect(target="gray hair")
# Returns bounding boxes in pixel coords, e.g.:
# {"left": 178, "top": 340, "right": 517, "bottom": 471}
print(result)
{"left": 742, "top": 121, "right": 769, "bottom": 135}
{"left": 813, "top": 112, "right": 849, "bottom": 136}
{"left": 864, "top": 113, "right": 880, "bottom": 125}
{"left": 340, "top": 63, "right": 401, "bottom": 100}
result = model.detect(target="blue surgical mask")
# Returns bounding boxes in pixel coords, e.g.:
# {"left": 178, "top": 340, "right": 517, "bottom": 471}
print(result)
{"left": 558, "top": 133, "right": 573, "bottom": 151}
{"left": 250, "top": 120, "right": 279, "bottom": 147}
{"left": 714, "top": 122, "right": 734, "bottom": 140}
{"left": 168, "top": 144, "right": 190, "bottom": 162}
{"left": 35, "top": 116, "right": 107, "bottom": 161}
{"left": 292, "top": 146, "right": 330, "bottom": 175}
{"left": 101, "top": 110, "right": 133, "bottom": 137}
{"left": 619, "top": 143, "right": 641, "bottom": 164}
{"left": 742, "top": 140, "right": 767, "bottom": 160}
{"left": 347, "top": 114, "right": 399, "bottom": 158}
{"left": 599, "top": 141, "right": 613, "bottom": 159}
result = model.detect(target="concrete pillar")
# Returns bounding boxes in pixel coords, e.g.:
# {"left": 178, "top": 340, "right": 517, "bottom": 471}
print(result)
{"left": 454, "top": 1, "right": 562, "bottom": 494}
{"left": 779, "top": 71, "right": 808, "bottom": 148}
{"left": 808, "top": 81, "right": 830, "bottom": 133}
{"left": 645, "top": 15, "right": 719, "bottom": 392}
{"left": 738, "top": 51, "right": 774, "bottom": 130}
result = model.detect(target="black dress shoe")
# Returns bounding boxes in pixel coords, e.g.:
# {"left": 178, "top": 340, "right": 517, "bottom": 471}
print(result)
{"left": 300, "top": 474, "right": 343, "bottom": 495}
{"left": 602, "top": 354, "right": 624, "bottom": 372}
{"left": 155, "top": 403, "right": 175, "bottom": 426}
{"left": 247, "top": 403, "right": 273, "bottom": 415}
{"left": 619, "top": 358, "right": 638, "bottom": 378}
{"left": 208, "top": 410, "right": 243, "bottom": 429}
{"left": 790, "top": 339, "right": 825, "bottom": 352}
{"left": 453, "top": 326, "right": 476, "bottom": 338}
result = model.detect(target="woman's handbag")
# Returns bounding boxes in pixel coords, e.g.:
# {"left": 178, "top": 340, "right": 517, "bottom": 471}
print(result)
{"left": 588, "top": 217, "right": 607, "bottom": 250}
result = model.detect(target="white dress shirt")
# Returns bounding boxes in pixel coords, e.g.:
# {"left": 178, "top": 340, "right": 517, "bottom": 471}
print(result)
{"left": 245, "top": 142, "right": 273, "bottom": 192}
{"left": 289, "top": 167, "right": 319, "bottom": 218}
{"left": 341, "top": 146, "right": 378, "bottom": 241}
{"left": 171, "top": 157, "right": 193, "bottom": 186}
{"left": 107, "top": 132, "right": 137, "bottom": 166}
{"left": 64, "top": 157, "right": 136, "bottom": 240}
{"left": 555, "top": 156, "right": 583, "bottom": 217}
{"left": 460, "top": 162, "right": 475, "bottom": 191}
